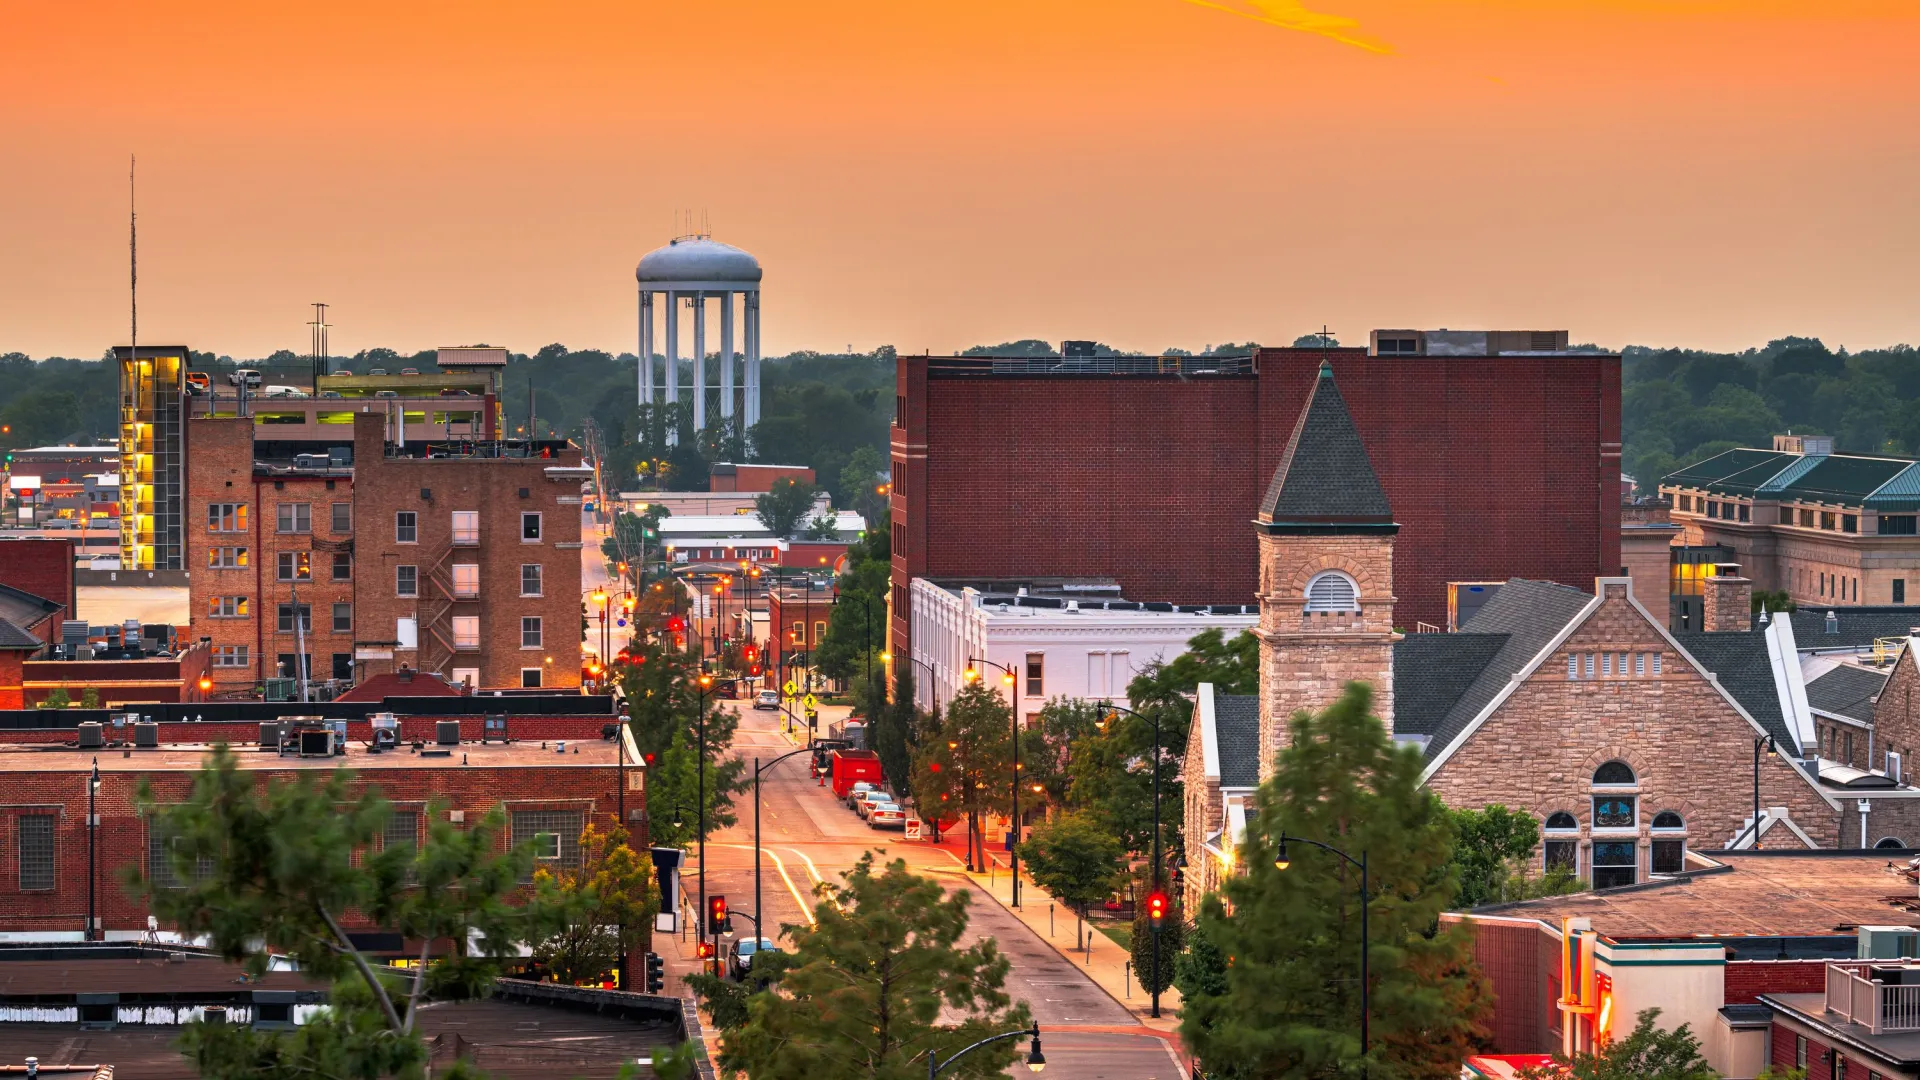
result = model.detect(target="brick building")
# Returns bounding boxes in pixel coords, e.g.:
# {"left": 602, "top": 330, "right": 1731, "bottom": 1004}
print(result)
{"left": 187, "top": 410, "right": 587, "bottom": 694}
{"left": 0, "top": 711, "right": 639, "bottom": 942}
{"left": 888, "top": 340, "right": 1623, "bottom": 663}
{"left": 708, "top": 462, "right": 814, "bottom": 493}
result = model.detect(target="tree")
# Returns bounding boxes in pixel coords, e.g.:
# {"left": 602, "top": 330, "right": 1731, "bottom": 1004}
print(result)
{"left": 839, "top": 445, "right": 890, "bottom": 522}
{"left": 719, "top": 854, "right": 1031, "bottom": 1080}
{"left": 1022, "top": 698, "right": 1105, "bottom": 810}
{"left": 1019, "top": 810, "right": 1125, "bottom": 949}
{"left": 802, "top": 512, "right": 839, "bottom": 540}
{"left": 129, "top": 746, "right": 550, "bottom": 1080}
{"left": 1293, "top": 333, "right": 1339, "bottom": 348}
{"left": 1130, "top": 868, "right": 1185, "bottom": 997}
{"left": 1180, "top": 681, "right": 1492, "bottom": 1080}
{"left": 613, "top": 641, "right": 749, "bottom": 849}
{"left": 1175, "top": 919, "right": 1247, "bottom": 1080}
{"left": 81, "top": 687, "right": 100, "bottom": 709}
{"left": 1516, "top": 1009, "right": 1715, "bottom": 1080}
{"left": 531, "top": 823, "right": 658, "bottom": 986}
{"left": 601, "top": 504, "right": 669, "bottom": 583}
{"left": 687, "top": 947, "right": 790, "bottom": 1031}
{"left": 40, "top": 688, "right": 69, "bottom": 709}
{"left": 754, "top": 477, "right": 819, "bottom": 538}
{"left": 914, "top": 681, "right": 1014, "bottom": 871}
{"left": 1452, "top": 804, "right": 1557, "bottom": 909}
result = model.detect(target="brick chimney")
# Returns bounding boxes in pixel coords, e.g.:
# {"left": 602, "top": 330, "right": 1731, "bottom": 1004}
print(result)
{"left": 1703, "top": 563, "right": 1753, "bottom": 633}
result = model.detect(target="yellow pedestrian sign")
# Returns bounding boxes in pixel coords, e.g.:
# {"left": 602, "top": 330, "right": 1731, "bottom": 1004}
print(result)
{"left": 803, "top": 693, "right": 818, "bottom": 711}
{"left": 782, "top": 680, "right": 796, "bottom": 697}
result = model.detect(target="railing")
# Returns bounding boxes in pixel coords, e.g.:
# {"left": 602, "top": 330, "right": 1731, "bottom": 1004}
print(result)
{"left": 1826, "top": 964, "right": 1920, "bottom": 1033}
{"left": 1414, "top": 622, "right": 1443, "bottom": 634}
{"left": 1874, "top": 636, "right": 1908, "bottom": 666}
{"left": 927, "top": 354, "right": 1257, "bottom": 378}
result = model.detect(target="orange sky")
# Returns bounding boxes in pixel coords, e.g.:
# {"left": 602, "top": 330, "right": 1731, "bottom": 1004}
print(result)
{"left": 3, "top": 0, "right": 1916, "bottom": 359}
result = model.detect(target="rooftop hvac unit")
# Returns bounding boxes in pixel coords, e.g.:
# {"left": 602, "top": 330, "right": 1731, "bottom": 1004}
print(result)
{"left": 1859, "top": 926, "right": 1920, "bottom": 960}
{"left": 294, "top": 453, "right": 331, "bottom": 470}
{"left": 371, "top": 714, "right": 399, "bottom": 749}
{"left": 259, "top": 722, "right": 284, "bottom": 750}
{"left": 436, "top": 720, "right": 462, "bottom": 746}
{"left": 331, "top": 720, "right": 348, "bottom": 754}
{"left": 62, "top": 621, "right": 91, "bottom": 646}
{"left": 133, "top": 722, "right": 160, "bottom": 748}
{"left": 77, "top": 722, "right": 104, "bottom": 749}
{"left": 298, "top": 729, "right": 331, "bottom": 757}
{"left": 482, "top": 714, "right": 508, "bottom": 743}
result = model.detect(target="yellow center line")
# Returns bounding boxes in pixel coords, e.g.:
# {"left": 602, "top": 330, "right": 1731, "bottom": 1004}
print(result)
{"left": 711, "top": 843, "right": 815, "bottom": 927}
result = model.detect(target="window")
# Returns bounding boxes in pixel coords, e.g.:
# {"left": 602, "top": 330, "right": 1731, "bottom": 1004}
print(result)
{"left": 1652, "top": 810, "right": 1684, "bottom": 830}
{"left": 791, "top": 621, "right": 805, "bottom": 644}
{"left": 512, "top": 810, "right": 583, "bottom": 880}
{"left": 1543, "top": 812, "right": 1578, "bottom": 875}
{"left": 892, "top": 460, "right": 905, "bottom": 495}
{"left": 522, "top": 667, "right": 543, "bottom": 688}
{"left": 1706, "top": 501, "right": 1719, "bottom": 519}
{"left": 520, "top": 563, "right": 543, "bottom": 597}
{"left": 1651, "top": 653, "right": 1662, "bottom": 675}
{"left": 1652, "top": 839, "right": 1685, "bottom": 874}
{"left": 276, "top": 503, "right": 311, "bottom": 534}
{"left": 332, "top": 603, "right": 352, "bottom": 633}
{"left": 1739, "top": 503, "right": 1750, "bottom": 522}
{"left": 208, "top": 546, "right": 249, "bottom": 568}
{"left": 451, "top": 510, "right": 479, "bottom": 545}
{"left": 395, "top": 511, "right": 418, "bottom": 544}
{"left": 1545, "top": 811, "right": 1579, "bottom": 830}
{"left": 1635, "top": 653, "right": 1646, "bottom": 676}
{"left": 276, "top": 551, "right": 311, "bottom": 582}
{"left": 1800, "top": 508, "right": 1815, "bottom": 527}
{"left": 450, "top": 615, "right": 479, "bottom": 650}
{"left": 332, "top": 552, "right": 352, "bottom": 581}
{"left": 17, "top": 815, "right": 54, "bottom": 891}
{"left": 1844, "top": 514, "right": 1859, "bottom": 533}
{"left": 1883, "top": 516, "right": 1918, "bottom": 535}
{"left": 1304, "top": 571, "right": 1361, "bottom": 613}
{"left": 452, "top": 564, "right": 479, "bottom": 599}
{"left": 383, "top": 810, "right": 419, "bottom": 884}
{"left": 1823, "top": 512, "right": 1837, "bottom": 531}
{"left": 1593, "top": 760, "right": 1636, "bottom": 786}
{"left": 893, "top": 521, "right": 907, "bottom": 555}
{"left": 1835, "top": 1056, "right": 1847, "bottom": 1080}
{"left": 1898, "top": 579, "right": 1908, "bottom": 605}
{"left": 521, "top": 512, "right": 542, "bottom": 542}
{"left": 276, "top": 604, "right": 312, "bottom": 634}
{"left": 1795, "top": 1035, "right": 1807, "bottom": 1069}
{"left": 207, "top": 503, "right": 248, "bottom": 532}
{"left": 1025, "top": 652, "right": 1045, "bottom": 697}
{"left": 332, "top": 653, "right": 352, "bottom": 680}
{"left": 1591, "top": 841, "right": 1636, "bottom": 889}
{"left": 815, "top": 620, "right": 827, "bottom": 643}
{"left": 1602, "top": 653, "right": 1612, "bottom": 677}
{"left": 894, "top": 394, "right": 906, "bottom": 427}
{"left": 1593, "top": 797, "right": 1636, "bottom": 829}
{"left": 277, "top": 653, "right": 311, "bottom": 680}
{"left": 396, "top": 565, "right": 418, "bottom": 597}
{"left": 1567, "top": 654, "right": 1579, "bottom": 679}
{"left": 328, "top": 502, "right": 351, "bottom": 534}
{"left": 148, "top": 817, "right": 214, "bottom": 890}
{"left": 208, "top": 595, "right": 249, "bottom": 618}
{"left": 1877, "top": 837, "right": 1908, "bottom": 850}
{"left": 212, "top": 644, "right": 249, "bottom": 667}
{"left": 1583, "top": 654, "right": 1594, "bottom": 679}
{"left": 521, "top": 616, "right": 543, "bottom": 648}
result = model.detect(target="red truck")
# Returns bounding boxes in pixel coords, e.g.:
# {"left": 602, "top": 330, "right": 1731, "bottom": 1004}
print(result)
{"left": 829, "top": 748, "right": 884, "bottom": 798}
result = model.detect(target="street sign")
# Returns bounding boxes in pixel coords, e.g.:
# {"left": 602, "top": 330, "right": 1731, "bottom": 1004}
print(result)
{"left": 905, "top": 818, "right": 924, "bottom": 841}
{"left": 803, "top": 693, "right": 817, "bottom": 710}
{"left": 782, "top": 680, "right": 796, "bottom": 697}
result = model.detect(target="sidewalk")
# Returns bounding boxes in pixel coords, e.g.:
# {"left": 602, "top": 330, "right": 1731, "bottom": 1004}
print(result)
{"left": 918, "top": 825, "right": 1182, "bottom": 1031}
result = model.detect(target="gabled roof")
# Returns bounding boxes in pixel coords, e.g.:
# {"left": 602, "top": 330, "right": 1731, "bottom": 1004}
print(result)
{"left": 1392, "top": 632, "right": 1509, "bottom": 738}
{"left": 1803, "top": 664, "right": 1887, "bottom": 725}
{"left": 1415, "top": 579, "right": 1596, "bottom": 762}
{"left": 0, "top": 583, "right": 59, "bottom": 636}
{"left": 1673, "top": 629, "right": 1800, "bottom": 753}
{"left": 0, "top": 618, "right": 41, "bottom": 650}
{"left": 1214, "top": 694, "right": 1262, "bottom": 789}
{"left": 1256, "top": 361, "right": 1395, "bottom": 533}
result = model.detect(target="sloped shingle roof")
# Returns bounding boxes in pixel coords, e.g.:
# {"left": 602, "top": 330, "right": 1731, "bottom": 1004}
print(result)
{"left": 0, "top": 618, "right": 43, "bottom": 650}
{"left": 1392, "top": 632, "right": 1509, "bottom": 738}
{"left": 1673, "top": 629, "right": 1798, "bottom": 755}
{"left": 1257, "top": 362, "right": 1394, "bottom": 531}
{"left": 1803, "top": 664, "right": 1886, "bottom": 725}
{"left": 1214, "top": 694, "right": 1262, "bottom": 789}
{"left": 1417, "top": 579, "right": 1596, "bottom": 763}
{"left": 1788, "top": 608, "right": 1920, "bottom": 652}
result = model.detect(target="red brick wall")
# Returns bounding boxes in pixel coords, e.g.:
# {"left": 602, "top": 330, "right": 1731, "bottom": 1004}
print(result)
{"left": 1725, "top": 960, "right": 1833, "bottom": 1004}
{"left": 0, "top": 714, "right": 613, "bottom": 745}
{"left": 0, "top": 651, "right": 25, "bottom": 710}
{"left": 0, "top": 538, "right": 76, "bottom": 627}
{"left": 1456, "top": 917, "right": 1560, "bottom": 1053}
{"left": 891, "top": 348, "right": 1622, "bottom": 656}
{"left": 0, "top": 749, "right": 636, "bottom": 936}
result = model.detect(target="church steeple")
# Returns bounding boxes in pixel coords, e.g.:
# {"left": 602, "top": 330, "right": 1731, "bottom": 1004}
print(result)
{"left": 1253, "top": 360, "right": 1400, "bottom": 773}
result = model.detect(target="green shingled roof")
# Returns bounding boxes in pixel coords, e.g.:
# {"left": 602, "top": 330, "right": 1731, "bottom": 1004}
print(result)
{"left": 1776, "top": 455, "right": 1913, "bottom": 504}
{"left": 1662, "top": 448, "right": 1795, "bottom": 496}
{"left": 1665, "top": 446, "right": 1920, "bottom": 509}
{"left": 1864, "top": 462, "right": 1920, "bottom": 512}
{"left": 1257, "top": 361, "right": 1396, "bottom": 532}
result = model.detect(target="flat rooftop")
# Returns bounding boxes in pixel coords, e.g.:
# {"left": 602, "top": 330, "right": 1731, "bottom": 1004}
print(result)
{"left": 0, "top": 953, "right": 323, "bottom": 997}
{"left": 0, "top": 739, "right": 624, "bottom": 773}
{"left": 1475, "top": 852, "right": 1920, "bottom": 940}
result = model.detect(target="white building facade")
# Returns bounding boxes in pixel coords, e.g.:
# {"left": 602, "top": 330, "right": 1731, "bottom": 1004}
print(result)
{"left": 906, "top": 578, "right": 1258, "bottom": 722}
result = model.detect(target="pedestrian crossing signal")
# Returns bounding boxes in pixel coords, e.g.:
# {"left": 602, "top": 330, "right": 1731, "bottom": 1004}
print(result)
{"left": 644, "top": 952, "right": 665, "bottom": 993}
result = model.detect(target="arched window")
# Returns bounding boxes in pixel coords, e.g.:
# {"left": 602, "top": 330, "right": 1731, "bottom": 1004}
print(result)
{"left": 1544, "top": 812, "right": 1578, "bottom": 831}
{"left": 1652, "top": 811, "right": 1685, "bottom": 830}
{"left": 1877, "top": 837, "right": 1908, "bottom": 850}
{"left": 1593, "top": 761, "right": 1636, "bottom": 786}
{"left": 1303, "top": 571, "right": 1360, "bottom": 613}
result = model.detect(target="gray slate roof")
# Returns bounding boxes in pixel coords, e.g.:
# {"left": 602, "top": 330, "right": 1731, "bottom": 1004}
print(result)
{"left": 1804, "top": 664, "right": 1887, "bottom": 724}
{"left": 0, "top": 583, "right": 59, "bottom": 635}
{"left": 0, "top": 618, "right": 43, "bottom": 650}
{"left": 1214, "top": 694, "right": 1262, "bottom": 789}
{"left": 1673, "top": 629, "right": 1799, "bottom": 755}
{"left": 1789, "top": 607, "right": 1920, "bottom": 652}
{"left": 1405, "top": 579, "right": 1596, "bottom": 763}
{"left": 1392, "top": 632, "right": 1510, "bottom": 738}
{"left": 1257, "top": 362, "right": 1395, "bottom": 529}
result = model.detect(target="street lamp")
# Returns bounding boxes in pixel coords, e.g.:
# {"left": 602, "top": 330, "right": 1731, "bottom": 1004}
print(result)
{"left": 1095, "top": 700, "right": 1171, "bottom": 1016}
{"left": 926, "top": 1024, "right": 1045, "bottom": 1079}
{"left": 967, "top": 656, "right": 1023, "bottom": 907}
{"left": 1740, "top": 735, "right": 1777, "bottom": 849}
{"left": 753, "top": 747, "right": 815, "bottom": 945}
{"left": 694, "top": 672, "right": 718, "bottom": 974}
{"left": 1274, "top": 834, "right": 1370, "bottom": 1071}
{"left": 87, "top": 758, "right": 99, "bottom": 941}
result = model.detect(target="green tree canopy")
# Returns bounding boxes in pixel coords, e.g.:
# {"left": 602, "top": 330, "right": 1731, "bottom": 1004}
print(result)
{"left": 615, "top": 640, "right": 749, "bottom": 848}
{"left": 531, "top": 822, "right": 658, "bottom": 986}
{"left": 719, "top": 854, "right": 1032, "bottom": 1080}
{"left": 1516, "top": 1009, "right": 1716, "bottom": 1080}
{"left": 754, "top": 477, "right": 819, "bottom": 538}
{"left": 1019, "top": 809, "right": 1126, "bottom": 947}
{"left": 1180, "top": 681, "right": 1493, "bottom": 1080}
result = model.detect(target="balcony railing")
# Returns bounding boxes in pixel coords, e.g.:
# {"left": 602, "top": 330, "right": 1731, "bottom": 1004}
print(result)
{"left": 1826, "top": 964, "right": 1920, "bottom": 1033}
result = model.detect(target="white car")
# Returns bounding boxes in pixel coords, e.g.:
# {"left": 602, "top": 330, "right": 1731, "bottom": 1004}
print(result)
{"left": 855, "top": 792, "right": 896, "bottom": 820}
{"left": 868, "top": 804, "right": 906, "bottom": 829}
{"left": 845, "top": 781, "right": 875, "bottom": 809}
{"left": 753, "top": 690, "right": 780, "bottom": 711}
{"left": 261, "top": 385, "right": 309, "bottom": 398}
{"left": 229, "top": 369, "right": 263, "bottom": 388}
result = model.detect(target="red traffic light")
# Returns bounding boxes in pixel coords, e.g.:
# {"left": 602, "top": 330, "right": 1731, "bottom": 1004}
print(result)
{"left": 668, "top": 616, "right": 685, "bottom": 632}
{"left": 744, "top": 645, "right": 757, "bottom": 661}
{"left": 1147, "top": 891, "right": 1168, "bottom": 922}
{"left": 696, "top": 942, "right": 714, "bottom": 959}
{"left": 928, "top": 762, "right": 942, "bottom": 773}
{"left": 707, "top": 895, "right": 729, "bottom": 935}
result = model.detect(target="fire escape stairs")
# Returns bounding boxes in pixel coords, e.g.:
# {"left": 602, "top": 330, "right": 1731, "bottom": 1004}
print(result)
{"left": 420, "top": 541, "right": 457, "bottom": 677}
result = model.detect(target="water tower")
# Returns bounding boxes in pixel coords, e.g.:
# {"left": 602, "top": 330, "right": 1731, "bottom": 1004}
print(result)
{"left": 636, "top": 232, "right": 763, "bottom": 443}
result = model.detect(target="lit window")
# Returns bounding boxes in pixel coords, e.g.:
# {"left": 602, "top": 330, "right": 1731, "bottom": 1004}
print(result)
{"left": 452, "top": 510, "right": 480, "bottom": 546}
{"left": 452, "top": 564, "right": 479, "bottom": 599}
{"left": 453, "top": 615, "right": 480, "bottom": 650}
{"left": 276, "top": 551, "right": 311, "bottom": 582}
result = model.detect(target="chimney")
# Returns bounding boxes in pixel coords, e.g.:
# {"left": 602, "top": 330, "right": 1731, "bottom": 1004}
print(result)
{"left": 1703, "top": 563, "right": 1752, "bottom": 633}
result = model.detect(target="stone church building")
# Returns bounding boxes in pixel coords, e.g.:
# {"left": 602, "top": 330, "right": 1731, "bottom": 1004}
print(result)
{"left": 1183, "top": 363, "right": 1920, "bottom": 910}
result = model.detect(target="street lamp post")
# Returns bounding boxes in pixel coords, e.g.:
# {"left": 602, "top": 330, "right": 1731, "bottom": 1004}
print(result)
{"left": 1740, "top": 735, "right": 1777, "bottom": 848}
{"left": 694, "top": 673, "right": 717, "bottom": 975}
{"left": 87, "top": 758, "right": 99, "bottom": 941}
{"left": 1275, "top": 834, "right": 1370, "bottom": 1071}
{"left": 753, "top": 747, "right": 816, "bottom": 945}
{"left": 1095, "top": 700, "right": 1167, "bottom": 1017}
{"left": 926, "top": 1024, "right": 1046, "bottom": 1079}
{"left": 967, "top": 656, "right": 1022, "bottom": 907}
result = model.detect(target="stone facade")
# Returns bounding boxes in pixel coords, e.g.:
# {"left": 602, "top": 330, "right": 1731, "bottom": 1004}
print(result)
{"left": 1703, "top": 570, "right": 1753, "bottom": 633}
{"left": 1255, "top": 530, "right": 1399, "bottom": 767}
{"left": 1425, "top": 581, "right": 1839, "bottom": 881}
{"left": 1870, "top": 644, "right": 1920, "bottom": 777}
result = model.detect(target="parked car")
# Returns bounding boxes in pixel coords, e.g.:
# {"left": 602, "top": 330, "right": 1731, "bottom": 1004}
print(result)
{"left": 374, "top": 390, "right": 399, "bottom": 398}
{"left": 868, "top": 803, "right": 906, "bottom": 829}
{"left": 439, "top": 387, "right": 475, "bottom": 397}
{"left": 730, "top": 937, "right": 780, "bottom": 980}
{"left": 844, "top": 781, "right": 876, "bottom": 810}
{"left": 753, "top": 689, "right": 780, "bottom": 711}
{"left": 185, "top": 372, "right": 211, "bottom": 395}
{"left": 261, "top": 385, "right": 308, "bottom": 398}
{"left": 229, "top": 368, "right": 263, "bottom": 388}
{"left": 855, "top": 791, "right": 896, "bottom": 820}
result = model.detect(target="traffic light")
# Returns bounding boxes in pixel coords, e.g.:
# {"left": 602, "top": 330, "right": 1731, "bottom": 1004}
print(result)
{"left": 744, "top": 645, "right": 757, "bottom": 663}
{"left": 696, "top": 941, "right": 715, "bottom": 959}
{"left": 707, "top": 895, "right": 730, "bottom": 936}
{"left": 1146, "top": 890, "right": 1168, "bottom": 932}
{"left": 668, "top": 616, "right": 685, "bottom": 633}
{"left": 644, "top": 952, "right": 665, "bottom": 993}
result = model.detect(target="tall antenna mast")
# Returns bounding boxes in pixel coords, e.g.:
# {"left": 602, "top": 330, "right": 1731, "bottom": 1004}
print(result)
{"left": 308, "top": 302, "right": 331, "bottom": 390}
{"left": 129, "top": 155, "right": 137, "bottom": 364}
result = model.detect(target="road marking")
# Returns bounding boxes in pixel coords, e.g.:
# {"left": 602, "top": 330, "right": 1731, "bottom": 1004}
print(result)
{"left": 786, "top": 847, "right": 846, "bottom": 913}
{"left": 709, "top": 843, "right": 816, "bottom": 927}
